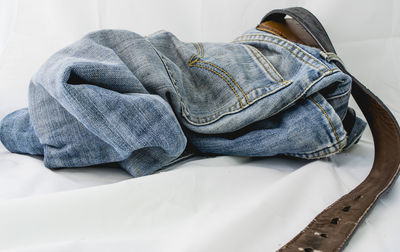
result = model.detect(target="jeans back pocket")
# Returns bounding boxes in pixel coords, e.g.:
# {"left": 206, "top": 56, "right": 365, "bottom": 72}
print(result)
{"left": 165, "top": 41, "right": 292, "bottom": 126}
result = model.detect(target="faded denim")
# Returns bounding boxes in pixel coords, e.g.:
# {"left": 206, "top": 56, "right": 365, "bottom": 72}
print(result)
{"left": 0, "top": 27, "right": 366, "bottom": 177}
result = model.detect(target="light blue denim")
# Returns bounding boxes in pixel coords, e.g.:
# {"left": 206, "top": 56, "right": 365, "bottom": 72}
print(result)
{"left": 0, "top": 27, "right": 366, "bottom": 177}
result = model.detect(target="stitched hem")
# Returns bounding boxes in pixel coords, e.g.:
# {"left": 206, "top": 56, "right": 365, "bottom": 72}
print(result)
{"left": 285, "top": 136, "right": 347, "bottom": 159}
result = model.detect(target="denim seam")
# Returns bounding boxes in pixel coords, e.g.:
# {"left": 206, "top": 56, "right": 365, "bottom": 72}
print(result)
{"left": 145, "top": 40, "right": 192, "bottom": 118}
{"left": 182, "top": 68, "right": 339, "bottom": 126}
{"left": 191, "top": 42, "right": 203, "bottom": 58}
{"left": 183, "top": 83, "right": 290, "bottom": 124}
{"left": 148, "top": 37, "right": 339, "bottom": 127}
{"left": 110, "top": 37, "right": 189, "bottom": 102}
{"left": 310, "top": 97, "right": 340, "bottom": 142}
{"left": 181, "top": 42, "right": 297, "bottom": 125}
{"left": 194, "top": 43, "right": 249, "bottom": 103}
{"left": 247, "top": 44, "right": 284, "bottom": 82}
{"left": 189, "top": 43, "right": 249, "bottom": 106}
{"left": 233, "top": 34, "right": 329, "bottom": 73}
{"left": 203, "top": 60, "right": 250, "bottom": 103}
{"left": 260, "top": 69, "right": 341, "bottom": 122}
{"left": 236, "top": 37, "right": 326, "bottom": 74}
{"left": 189, "top": 63, "right": 244, "bottom": 108}
{"left": 198, "top": 61, "right": 250, "bottom": 104}
{"left": 325, "top": 88, "right": 351, "bottom": 101}
{"left": 243, "top": 44, "right": 290, "bottom": 85}
{"left": 161, "top": 55, "right": 191, "bottom": 116}
{"left": 160, "top": 39, "right": 334, "bottom": 126}
{"left": 235, "top": 32, "right": 330, "bottom": 70}
{"left": 286, "top": 136, "right": 346, "bottom": 159}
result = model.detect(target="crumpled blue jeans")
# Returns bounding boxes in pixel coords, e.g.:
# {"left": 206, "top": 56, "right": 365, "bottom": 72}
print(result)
{"left": 0, "top": 26, "right": 366, "bottom": 177}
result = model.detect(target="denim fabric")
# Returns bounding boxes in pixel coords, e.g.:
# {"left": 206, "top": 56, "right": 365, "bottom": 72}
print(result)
{"left": 0, "top": 27, "right": 366, "bottom": 177}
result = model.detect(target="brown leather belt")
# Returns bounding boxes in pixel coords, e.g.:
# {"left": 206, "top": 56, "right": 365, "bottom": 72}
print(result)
{"left": 256, "top": 7, "right": 400, "bottom": 252}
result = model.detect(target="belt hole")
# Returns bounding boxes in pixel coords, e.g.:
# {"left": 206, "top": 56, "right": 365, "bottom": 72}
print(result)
{"left": 330, "top": 218, "right": 340, "bottom": 224}
{"left": 314, "top": 232, "right": 328, "bottom": 238}
{"left": 354, "top": 195, "right": 362, "bottom": 201}
{"left": 298, "top": 248, "right": 314, "bottom": 252}
{"left": 342, "top": 206, "right": 351, "bottom": 212}
{"left": 299, "top": 248, "right": 323, "bottom": 252}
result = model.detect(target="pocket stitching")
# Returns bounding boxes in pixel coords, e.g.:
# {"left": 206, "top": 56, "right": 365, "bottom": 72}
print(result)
{"left": 190, "top": 62, "right": 245, "bottom": 108}
{"left": 182, "top": 42, "right": 297, "bottom": 125}
{"left": 243, "top": 44, "right": 291, "bottom": 85}
{"left": 158, "top": 54, "right": 191, "bottom": 116}
{"left": 182, "top": 84, "right": 290, "bottom": 126}
{"left": 233, "top": 33, "right": 330, "bottom": 74}
{"left": 189, "top": 42, "right": 249, "bottom": 107}
{"left": 310, "top": 96, "right": 340, "bottom": 142}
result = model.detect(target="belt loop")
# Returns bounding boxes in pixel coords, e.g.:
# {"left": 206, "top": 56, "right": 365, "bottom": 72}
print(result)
{"left": 319, "top": 51, "right": 346, "bottom": 69}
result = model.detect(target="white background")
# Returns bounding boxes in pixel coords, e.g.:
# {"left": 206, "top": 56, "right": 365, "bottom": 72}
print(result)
{"left": 0, "top": 0, "right": 399, "bottom": 251}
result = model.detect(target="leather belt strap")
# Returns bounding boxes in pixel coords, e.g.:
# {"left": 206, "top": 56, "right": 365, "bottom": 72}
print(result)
{"left": 257, "top": 7, "right": 400, "bottom": 252}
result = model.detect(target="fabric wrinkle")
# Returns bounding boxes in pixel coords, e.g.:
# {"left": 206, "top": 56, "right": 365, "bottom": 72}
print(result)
{"left": 0, "top": 26, "right": 367, "bottom": 177}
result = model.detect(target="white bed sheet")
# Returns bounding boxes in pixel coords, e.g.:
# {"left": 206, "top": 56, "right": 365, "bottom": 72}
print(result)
{"left": 0, "top": 0, "right": 399, "bottom": 251}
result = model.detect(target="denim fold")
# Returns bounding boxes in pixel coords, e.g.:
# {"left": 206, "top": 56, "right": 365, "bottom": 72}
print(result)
{"left": 0, "top": 27, "right": 366, "bottom": 177}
